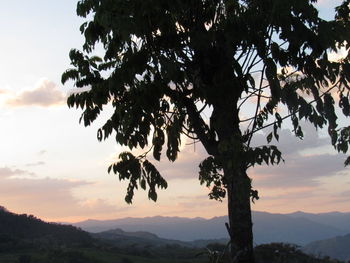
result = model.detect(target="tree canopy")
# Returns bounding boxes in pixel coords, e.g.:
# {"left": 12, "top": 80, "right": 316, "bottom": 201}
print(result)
{"left": 63, "top": 0, "right": 350, "bottom": 202}
{"left": 63, "top": 0, "right": 350, "bottom": 262}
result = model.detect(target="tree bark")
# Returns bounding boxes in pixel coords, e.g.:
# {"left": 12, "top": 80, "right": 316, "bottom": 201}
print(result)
{"left": 199, "top": 40, "right": 254, "bottom": 260}
{"left": 226, "top": 166, "right": 255, "bottom": 263}
{"left": 213, "top": 104, "right": 255, "bottom": 262}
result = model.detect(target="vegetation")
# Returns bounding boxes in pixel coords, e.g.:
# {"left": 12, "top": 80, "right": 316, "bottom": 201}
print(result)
{"left": 62, "top": 0, "right": 350, "bottom": 261}
{"left": 254, "top": 243, "right": 344, "bottom": 263}
{"left": 0, "top": 207, "right": 92, "bottom": 249}
{"left": 199, "top": 243, "right": 345, "bottom": 263}
{"left": 1, "top": 242, "right": 345, "bottom": 263}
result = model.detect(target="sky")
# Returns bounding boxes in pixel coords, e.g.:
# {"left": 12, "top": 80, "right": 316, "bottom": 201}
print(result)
{"left": 0, "top": 0, "right": 349, "bottom": 223}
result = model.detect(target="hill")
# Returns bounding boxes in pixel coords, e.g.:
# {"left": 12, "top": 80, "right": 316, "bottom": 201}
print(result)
{"left": 92, "top": 228, "right": 228, "bottom": 248}
{"left": 92, "top": 228, "right": 188, "bottom": 247}
{"left": 0, "top": 206, "right": 92, "bottom": 248}
{"left": 73, "top": 211, "right": 347, "bottom": 245}
{"left": 303, "top": 233, "right": 350, "bottom": 262}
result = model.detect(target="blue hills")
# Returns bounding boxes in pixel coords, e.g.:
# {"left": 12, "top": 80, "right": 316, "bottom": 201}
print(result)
{"left": 73, "top": 211, "right": 350, "bottom": 245}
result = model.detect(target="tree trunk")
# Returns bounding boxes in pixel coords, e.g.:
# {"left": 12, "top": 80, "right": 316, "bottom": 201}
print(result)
{"left": 194, "top": 37, "right": 255, "bottom": 261}
{"left": 226, "top": 166, "right": 255, "bottom": 263}
{"left": 208, "top": 80, "right": 254, "bottom": 261}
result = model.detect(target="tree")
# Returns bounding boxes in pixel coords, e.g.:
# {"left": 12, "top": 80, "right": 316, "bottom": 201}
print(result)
{"left": 62, "top": 1, "right": 350, "bottom": 262}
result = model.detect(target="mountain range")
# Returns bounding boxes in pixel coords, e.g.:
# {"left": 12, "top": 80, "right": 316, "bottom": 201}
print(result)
{"left": 1, "top": 206, "right": 348, "bottom": 262}
{"left": 73, "top": 211, "right": 350, "bottom": 245}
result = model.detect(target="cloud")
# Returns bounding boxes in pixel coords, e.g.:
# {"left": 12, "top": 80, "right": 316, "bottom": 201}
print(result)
{"left": 0, "top": 167, "right": 33, "bottom": 178}
{"left": 157, "top": 142, "right": 208, "bottom": 180}
{"left": 261, "top": 188, "right": 316, "bottom": 201}
{"left": 252, "top": 153, "right": 345, "bottom": 188}
{"left": 155, "top": 193, "right": 227, "bottom": 218}
{"left": 249, "top": 123, "right": 347, "bottom": 189}
{"left": 0, "top": 166, "right": 125, "bottom": 221}
{"left": 251, "top": 123, "right": 329, "bottom": 155}
{"left": 330, "top": 190, "right": 350, "bottom": 204}
{"left": 175, "top": 194, "right": 217, "bottom": 209}
{"left": 337, "top": 190, "right": 350, "bottom": 197}
{"left": 4, "top": 79, "right": 66, "bottom": 107}
{"left": 25, "top": 161, "right": 45, "bottom": 167}
{"left": 37, "top": 150, "right": 47, "bottom": 156}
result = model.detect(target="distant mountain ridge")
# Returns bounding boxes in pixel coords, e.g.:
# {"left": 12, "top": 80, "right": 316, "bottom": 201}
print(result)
{"left": 73, "top": 211, "right": 349, "bottom": 245}
{"left": 252, "top": 211, "right": 344, "bottom": 245}
{"left": 303, "top": 233, "right": 350, "bottom": 261}
{"left": 286, "top": 211, "right": 350, "bottom": 232}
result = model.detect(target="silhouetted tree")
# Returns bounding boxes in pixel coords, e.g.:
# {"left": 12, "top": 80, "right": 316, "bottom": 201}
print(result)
{"left": 63, "top": 1, "right": 350, "bottom": 262}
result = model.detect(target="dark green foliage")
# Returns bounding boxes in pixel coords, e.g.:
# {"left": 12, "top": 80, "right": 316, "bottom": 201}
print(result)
{"left": 17, "top": 255, "right": 32, "bottom": 263}
{"left": 45, "top": 249, "right": 96, "bottom": 263}
{"left": 108, "top": 152, "right": 167, "bottom": 203}
{"left": 121, "top": 258, "right": 134, "bottom": 263}
{"left": 199, "top": 157, "right": 226, "bottom": 200}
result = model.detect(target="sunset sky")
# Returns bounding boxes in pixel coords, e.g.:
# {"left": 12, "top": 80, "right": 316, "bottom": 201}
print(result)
{"left": 0, "top": 0, "right": 349, "bottom": 223}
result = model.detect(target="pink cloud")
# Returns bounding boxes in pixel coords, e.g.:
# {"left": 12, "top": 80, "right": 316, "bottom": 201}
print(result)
{"left": 37, "top": 150, "right": 47, "bottom": 156}
{"left": 25, "top": 161, "right": 45, "bottom": 167}
{"left": 0, "top": 166, "right": 126, "bottom": 222}
{"left": 5, "top": 79, "right": 66, "bottom": 107}
{"left": 0, "top": 167, "right": 33, "bottom": 178}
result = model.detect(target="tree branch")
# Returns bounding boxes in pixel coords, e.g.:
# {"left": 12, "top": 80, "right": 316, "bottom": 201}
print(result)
{"left": 245, "top": 81, "right": 340, "bottom": 136}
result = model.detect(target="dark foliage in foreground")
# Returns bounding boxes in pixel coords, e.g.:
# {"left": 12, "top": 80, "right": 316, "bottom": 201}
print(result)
{"left": 255, "top": 243, "right": 344, "bottom": 263}
{"left": 202, "top": 242, "right": 344, "bottom": 263}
